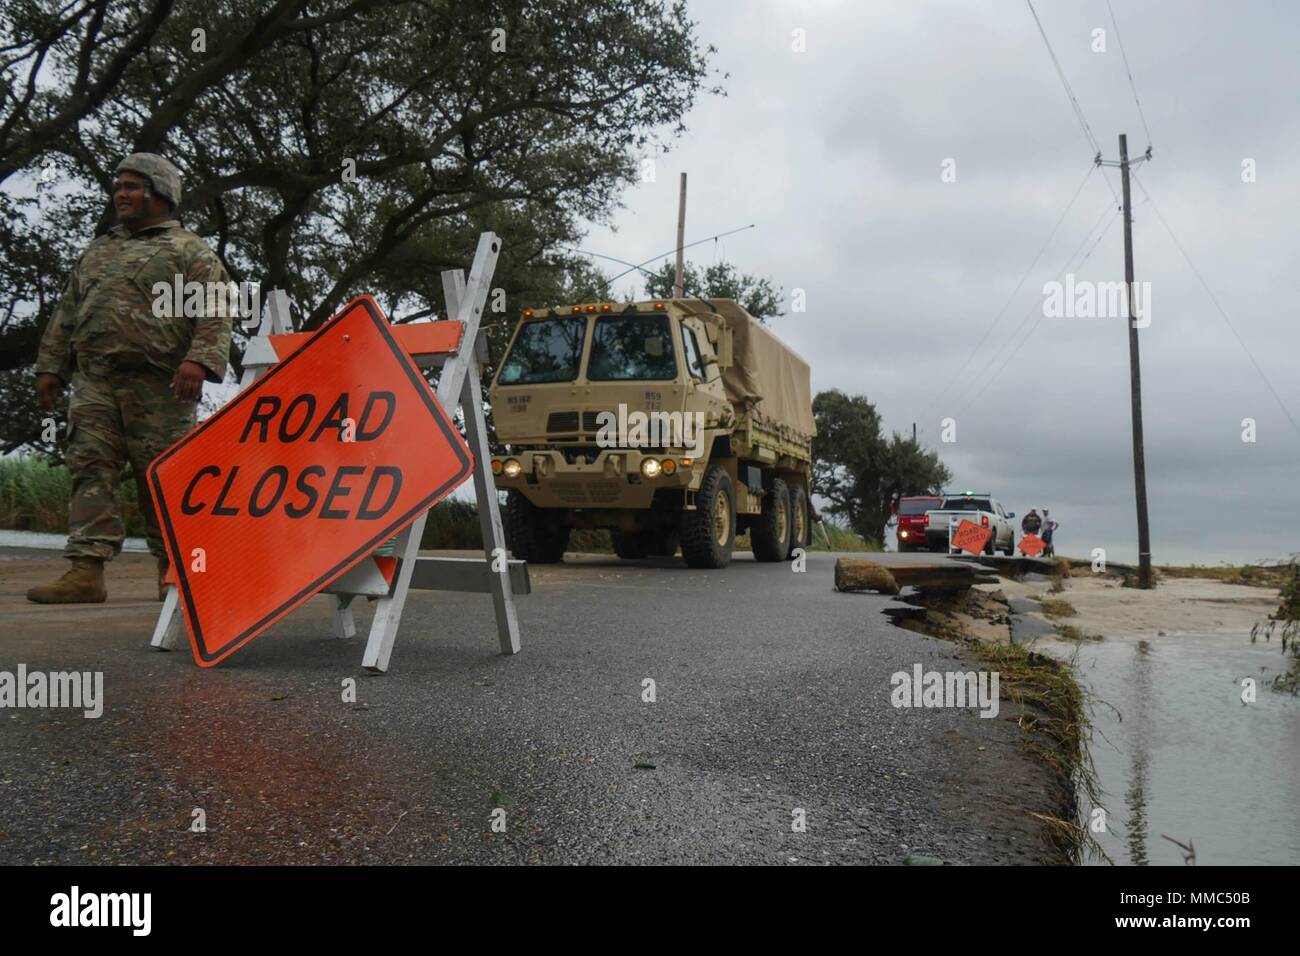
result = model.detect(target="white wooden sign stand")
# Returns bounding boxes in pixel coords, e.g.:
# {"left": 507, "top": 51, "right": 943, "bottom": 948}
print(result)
{"left": 149, "top": 232, "right": 524, "bottom": 672}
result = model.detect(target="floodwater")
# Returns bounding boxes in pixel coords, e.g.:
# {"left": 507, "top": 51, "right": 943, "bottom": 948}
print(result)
{"left": 1036, "top": 630, "right": 1300, "bottom": 866}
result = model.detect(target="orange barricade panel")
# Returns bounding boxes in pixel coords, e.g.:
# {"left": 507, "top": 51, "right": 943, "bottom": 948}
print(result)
{"left": 147, "top": 296, "right": 474, "bottom": 666}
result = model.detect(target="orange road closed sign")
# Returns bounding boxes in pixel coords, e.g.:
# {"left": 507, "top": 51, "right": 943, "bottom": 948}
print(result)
{"left": 147, "top": 296, "right": 473, "bottom": 666}
{"left": 950, "top": 519, "right": 991, "bottom": 555}
{"left": 1019, "top": 534, "right": 1045, "bottom": 557}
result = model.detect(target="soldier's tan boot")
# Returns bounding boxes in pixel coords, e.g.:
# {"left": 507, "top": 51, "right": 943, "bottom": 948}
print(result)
{"left": 157, "top": 556, "right": 169, "bottom": 601}
{"left": 26, "top": 558, "right": 108, "bottom": 604}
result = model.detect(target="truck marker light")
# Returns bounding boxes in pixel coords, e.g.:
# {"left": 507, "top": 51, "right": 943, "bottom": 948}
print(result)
{"left": 522, "top": 309, "right": 533, "bottom": 318}
{"left": 601, "top": 304, "right": 612, "bottom": 311}
{"left": 490, "top": 459, "right": 503, "bottom": 475}
{"left": 571, "top": 306, "right": 582, "bottom": 314}
{"left": 503, "top": 458, "right": 523, "bottom": 479}
{"left": 654, "top": 302, "right": 665, "bottom": 310}
{"left": 585, "top": 304, "right": 596, "bottom": 312}
{"left": 640, "top": 458, "right": 661, "bottom": 479}
{"left": 661, "top": 458, "right": 677, "bottom": 475}
{"left": 680, "top": 457, "right": 693, "bottom": 466}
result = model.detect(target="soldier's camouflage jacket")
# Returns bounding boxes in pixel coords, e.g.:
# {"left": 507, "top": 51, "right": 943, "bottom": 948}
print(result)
{"left": 36, "top": 220, "right": 233, "bottom": 382}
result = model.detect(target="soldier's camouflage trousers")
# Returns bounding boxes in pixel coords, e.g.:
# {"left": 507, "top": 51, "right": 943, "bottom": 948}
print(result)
{"left": 64, "top": 366, "right": 196, "bottom": 561}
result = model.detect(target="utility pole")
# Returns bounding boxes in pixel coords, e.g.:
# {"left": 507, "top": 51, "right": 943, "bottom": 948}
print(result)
{"left": 674, "top": 172, "right": 687, "bottom": 299}
{"left": 1119, "top": 133, "right": 1153, "bottom": 588}
{"left": 912, "top": 422, "right": 917, "bottom": 444}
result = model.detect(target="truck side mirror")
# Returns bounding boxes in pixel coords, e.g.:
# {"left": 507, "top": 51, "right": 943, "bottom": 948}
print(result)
{"left": 702, "top": 315, "right": 732, "bottom": 369}
{"left": 1006, "top": 512, "right": 1015, "bottom": 519}
{"left": 716, "top": 328, "right": 733, "bottom": 369}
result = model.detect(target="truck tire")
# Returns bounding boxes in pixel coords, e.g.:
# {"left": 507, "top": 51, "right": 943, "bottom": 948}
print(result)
{"left": 506, "top": 490, "right": 569, "bottom": 564}
{"left": 680, "top": 464, "right": 735, "bottom": 569}
{"left": 787, "top": 484, "right": 809, "bottom": 559}
{"left": 1003, "top": 532, "right": 1015, "bottom": 556}
{"left": 751, "top": 478, "right": 792, "bottom": 563}
{"left": 611, "top": 530, "right": 649, "bottom": 560}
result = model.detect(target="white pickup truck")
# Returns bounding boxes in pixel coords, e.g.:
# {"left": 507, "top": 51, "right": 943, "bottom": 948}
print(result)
{"left": 924, "top": 493, "right": 1016, "bottom": 555}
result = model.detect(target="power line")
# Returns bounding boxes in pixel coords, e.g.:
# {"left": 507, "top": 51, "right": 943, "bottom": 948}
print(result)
{"left": 1027, "top": 0, "right": 1100, "bottom": 156}
{"left": 1025, "top": 0, "right": 1121, "bottom": 208}
{"left": 920, "top": 164, "right": 1097, "bottom": 422}
{"left": 1131, "top": 171, "right": 1300, "bottom": 440}
{"left": 948, "top": 198, "right": 1118, "bottom": 413}
{"left": 1105, "top": 0, "right": 1154, "bottom": 151}
{"left": 962, "top": 205, "right": 1122, "bottom": 411}
{"left": 607, "top": 223, "right": 757, "bottom": 286}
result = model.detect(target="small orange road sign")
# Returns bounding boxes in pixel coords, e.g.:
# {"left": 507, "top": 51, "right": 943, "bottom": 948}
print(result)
{"left": 1019, "top": 533, "right": 1045, "bottom": 557}
{"left": 951, "top": 519, "right": 991, "bottom": 555}
{"left": 147, "top": 296, "right": 473, "bottom": 666}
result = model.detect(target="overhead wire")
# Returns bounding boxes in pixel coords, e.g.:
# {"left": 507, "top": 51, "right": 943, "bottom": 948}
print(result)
{"left": 1131, "top": 172, "right": 1300, "bottom": 440}
{"left": 961, "top": 204, "right": 1122, "bottom": 412}
{"left": 1105, "top": 0, "right": 1154, "bottom": 151}
{"left": 919, "top": 163, "right": 1098, "bottom": 422}
{"left": 945, "top": 197, "right": 1118, "bottom": 414}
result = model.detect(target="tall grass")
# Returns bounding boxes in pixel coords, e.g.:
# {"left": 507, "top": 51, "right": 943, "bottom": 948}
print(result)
{"left": 0, "top": 455, "right": 148, "bottom": 535}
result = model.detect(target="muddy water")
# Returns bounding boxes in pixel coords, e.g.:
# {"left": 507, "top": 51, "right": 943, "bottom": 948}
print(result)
{"left": 1036, "top": 631, "right": 1300, "bottom": 866}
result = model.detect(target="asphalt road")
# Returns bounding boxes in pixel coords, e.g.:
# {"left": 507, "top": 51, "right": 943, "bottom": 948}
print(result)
{"left": 0, "top": 546, "right": 1060, "bottom": 865}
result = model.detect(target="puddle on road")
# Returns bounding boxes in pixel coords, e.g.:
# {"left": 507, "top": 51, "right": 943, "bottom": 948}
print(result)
{"left": 1036, "top": 630, "right": 1300, "bottom": 865}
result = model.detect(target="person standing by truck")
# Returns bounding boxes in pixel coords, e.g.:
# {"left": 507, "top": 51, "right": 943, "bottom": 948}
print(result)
{"left": 1041, "top": 509, "right": 1059, "bottom": 556}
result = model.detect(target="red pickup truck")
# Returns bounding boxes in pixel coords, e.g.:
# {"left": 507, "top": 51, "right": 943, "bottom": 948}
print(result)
{"left": 895, "top": 495, "right": 943, "bottom": 552}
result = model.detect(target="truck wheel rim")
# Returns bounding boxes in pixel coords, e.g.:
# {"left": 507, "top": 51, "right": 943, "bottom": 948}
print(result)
{"left": 792, "top": 501, "right": 805, "bottom": 545}
{"left": 714, "top": 491, "right": 731, "bottom": 546}
{"left": 776, "top": 497, "right": 788, "bottom": 543}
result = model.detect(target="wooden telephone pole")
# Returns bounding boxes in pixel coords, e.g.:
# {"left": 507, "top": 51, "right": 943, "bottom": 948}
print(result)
{"left": 674, "top": 172, "right": 687, "bottom": 298}
{"left": 1119, "top": 133, "right": 1153, "bottom": 588}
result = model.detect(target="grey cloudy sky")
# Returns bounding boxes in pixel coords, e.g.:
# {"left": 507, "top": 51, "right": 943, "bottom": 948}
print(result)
{"left": 577, "top": 0, "right": 1300, "bottom": 565}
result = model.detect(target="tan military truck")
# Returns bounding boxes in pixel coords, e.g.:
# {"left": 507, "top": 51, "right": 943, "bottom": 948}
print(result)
{"left": 489, "top": 297, "right": 815, "bottom": 568}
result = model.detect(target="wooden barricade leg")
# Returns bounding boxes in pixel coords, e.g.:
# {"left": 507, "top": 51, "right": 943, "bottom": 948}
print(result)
{"left": 361, "top": 233, "right": 501, "bottom": 673}
{"left": 454, "top": 316, "right": 521, "bottom": 654}
{"left": 330, "top": 595, "right": 357, "bottom": 639}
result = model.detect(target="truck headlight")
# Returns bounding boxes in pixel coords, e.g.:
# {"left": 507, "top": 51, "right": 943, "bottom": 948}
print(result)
{"left": 503, "top": 458, "right": 523, "bottom": 479}
{"left": 640, "top": 458, "right": 661, "bottom": 479}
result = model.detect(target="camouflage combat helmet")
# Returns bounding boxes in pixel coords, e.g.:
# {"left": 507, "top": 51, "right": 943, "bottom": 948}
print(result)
{"left": 115, "top": 153, "right": 182, "bottom": 209}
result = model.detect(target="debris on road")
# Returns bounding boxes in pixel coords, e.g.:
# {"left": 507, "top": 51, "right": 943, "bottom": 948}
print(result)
{"left": 834, "top": 557, "right": 998, "bottom": 595}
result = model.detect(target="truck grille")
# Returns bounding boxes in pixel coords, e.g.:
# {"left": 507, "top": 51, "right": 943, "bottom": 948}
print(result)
{"left": 550, "top": 480, "right": 622, "bottom": 505}
{"left": 547, "top": 411, "right": 579, "bottom": 433}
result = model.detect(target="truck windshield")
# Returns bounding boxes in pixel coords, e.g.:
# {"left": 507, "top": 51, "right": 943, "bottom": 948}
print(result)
{"left": 941, "top": 497, "right": 992, "bottom": 512}
{"left": 586, "top": 314, "right": 677, "bottom": 381}
{"left": 497, "top": 317, "right": 587, "bottom": 385}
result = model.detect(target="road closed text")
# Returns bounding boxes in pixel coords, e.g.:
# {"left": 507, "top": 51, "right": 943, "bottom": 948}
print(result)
{"left": 180, "top": 389, "right": 403, "bottom": 520}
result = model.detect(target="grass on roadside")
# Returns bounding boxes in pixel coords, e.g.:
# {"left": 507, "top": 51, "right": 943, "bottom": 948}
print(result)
{"left": 1039, "top": 597, "right": 1076, "bottom": 619}
{"left": 973, "top": 639, "right": 1108, "bottom": 865}
{"left": 0, "top": 455, "right": 148, "bottom": 536}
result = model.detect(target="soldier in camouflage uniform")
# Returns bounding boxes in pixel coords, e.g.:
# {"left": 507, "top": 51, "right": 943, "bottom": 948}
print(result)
{"left": 29, "top": 153, "right": 233, "bottom": 604}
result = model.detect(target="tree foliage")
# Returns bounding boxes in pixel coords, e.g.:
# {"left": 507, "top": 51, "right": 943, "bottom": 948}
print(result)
{"left": 642, "top": 258, "right": 782, "bottom": 321}
{"left": 0, "top": 0, "right": 717, "bottom": 453}
{"left": 812, "top": 389, "right": 951, "bottom": 546}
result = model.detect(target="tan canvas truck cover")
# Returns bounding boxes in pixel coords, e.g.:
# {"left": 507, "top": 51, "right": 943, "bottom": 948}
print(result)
{"left": 705, "top": 298, "right": 816, "bottom": 446}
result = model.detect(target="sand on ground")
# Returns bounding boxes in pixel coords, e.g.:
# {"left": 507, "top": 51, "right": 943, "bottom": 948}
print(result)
{"left": 990, "top": 574, "right": 1280, "bottom": 639}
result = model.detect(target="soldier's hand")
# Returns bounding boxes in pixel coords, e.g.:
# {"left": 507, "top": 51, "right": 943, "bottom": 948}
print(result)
{"left": 36, "top": 373, "right": 65, "bottom": 410}
{"left": 172, "top": 361, "right": 206, "bottom": 402}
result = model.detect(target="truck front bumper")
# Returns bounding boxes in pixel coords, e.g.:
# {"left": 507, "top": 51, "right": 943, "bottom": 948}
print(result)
{"left": 492, "top": 449, "right": 700, "bottom": 510}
